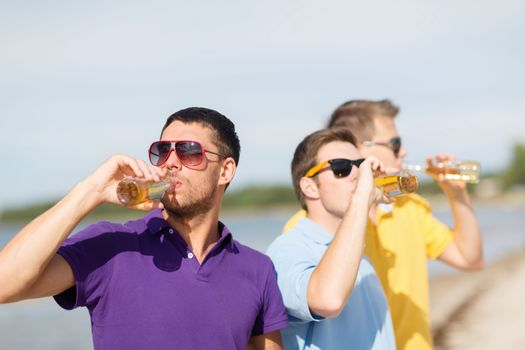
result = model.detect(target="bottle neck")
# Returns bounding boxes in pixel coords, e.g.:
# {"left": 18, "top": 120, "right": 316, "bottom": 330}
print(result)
{"left": 402, "top": 163, "right": 425, "bottom": 173}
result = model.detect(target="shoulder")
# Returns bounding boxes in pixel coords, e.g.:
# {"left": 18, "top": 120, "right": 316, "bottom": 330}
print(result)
{"left": 267, "top": 225, "right": 308, "bottom": 257}
{"left": 283, "top": 209, "right": 307, "bottom": 232}
{"left": 62, "top": 216, "right": 148, "bottom": 248}
{"left": 232, "top": 239, "right": 274, "bottom": 269}
{"left": 266, "top": 222, "right": 321, "bottom": 269}
{"left": 394, "top": 193, "right": 432, "bottom": 212}
{"left": 227, "top": 240, "right": 280, "bottom": 290}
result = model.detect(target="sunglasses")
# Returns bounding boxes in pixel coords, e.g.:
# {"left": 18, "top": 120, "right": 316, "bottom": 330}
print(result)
{"left": 148, "top": 140, "right": 224, "bottom": 167}
{"left": 362, "top": 136, "right": 402, "bottom": 157}
{"left": 305, "top": 158, "right": 365, "bottom": 178}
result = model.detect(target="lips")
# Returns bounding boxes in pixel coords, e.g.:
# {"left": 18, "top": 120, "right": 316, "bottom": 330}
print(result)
{"left": 172, "top": 181, "right": 182, "bottom": 191}
{"left": 163, "top": 174, "right": 182, "bottom": 193}
{"left": 164, "top": 180, "right": 179, "bottom": 192}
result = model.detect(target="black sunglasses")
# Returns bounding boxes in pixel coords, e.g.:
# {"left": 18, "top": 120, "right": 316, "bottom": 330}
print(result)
{"left": 305, "top": 158, "right": 365, "bottom": 178}
{"left": 362, "top": 136, "right": 402, "bottom": 157}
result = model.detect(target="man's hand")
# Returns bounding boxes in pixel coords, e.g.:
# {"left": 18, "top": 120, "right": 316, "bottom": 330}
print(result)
{"left": 427, "top": 154, "right": 483, "bottom": 270}
{"left": 84, "top": 154, "right": 167, "bottom": 210}
{"left": 355, "top": 156, "right": 398, "bottom": 207}
{"left": 0, "top": 154, "right": 166, "bottom": 304}
{"left": 426, "top": 154, "right": 468, "bottom": 197}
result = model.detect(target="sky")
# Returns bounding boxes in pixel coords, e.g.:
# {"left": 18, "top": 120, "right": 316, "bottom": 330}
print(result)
{"left": 1, "top": 0, "right": 524, "bottom": 210}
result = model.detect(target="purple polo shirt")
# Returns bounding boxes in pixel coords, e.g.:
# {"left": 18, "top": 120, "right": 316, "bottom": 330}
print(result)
{"left": 54, "top": 209, "right": 288, "bottom": 350}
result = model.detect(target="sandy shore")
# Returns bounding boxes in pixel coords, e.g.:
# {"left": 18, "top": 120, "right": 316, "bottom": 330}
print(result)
{"left": 430, "top": 249, "right": 525, "bottom": 349}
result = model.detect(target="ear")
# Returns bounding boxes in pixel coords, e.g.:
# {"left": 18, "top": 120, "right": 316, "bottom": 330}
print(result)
{"left": 299, "top": 176, "right": 320, "bottom": 200}
{"left": 217, "top": 157, "right": 236, "bottom": 186}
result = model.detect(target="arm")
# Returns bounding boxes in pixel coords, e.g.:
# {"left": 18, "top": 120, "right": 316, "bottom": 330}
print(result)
{"left": 248, "top": 331, "right": 282, "bottom": 350}
{"left": 306, "top": 157, "right": 387, "bottom": 318}
{"left": 0, "top": 155, "right": 164, "bottom": 303}
{"left": 437, "top": 185, "right": 483, "bottom": 270}
{"left": 429, "top": 156, "right": 483, "bottom": 270}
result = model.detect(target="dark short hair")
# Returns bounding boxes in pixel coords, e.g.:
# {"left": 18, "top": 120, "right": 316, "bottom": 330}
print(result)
{"left": 291, "top": 127, "right": 357, "bottom": 210}
{"left": 161, "top": 107, "right": 240, "bottom": 166}
{"left": 327, "top": 99, "right": 399, "bottom": 142}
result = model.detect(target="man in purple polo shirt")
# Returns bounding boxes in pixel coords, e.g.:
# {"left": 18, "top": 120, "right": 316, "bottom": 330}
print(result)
{"left": 0, "top": 107, "right": 288, "bottom": 349}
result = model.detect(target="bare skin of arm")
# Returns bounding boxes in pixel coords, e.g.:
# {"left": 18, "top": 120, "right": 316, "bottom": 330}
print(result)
{"left": 248, "top": 331, "right": 283, "bottom": 350}
{"left": 0, "top": 155, "right": 163, "bottom": 303}
{"left": 306, "top": 157, "right": 389, "bottom": 318}
{"left": 428, "top": 155, "right": 483, "bottom": 270}
{"left": 437, "top": 183, "right": 483, "bottom": 270}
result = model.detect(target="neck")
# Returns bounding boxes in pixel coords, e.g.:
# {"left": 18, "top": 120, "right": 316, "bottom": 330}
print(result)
{"left": 163, "top": 208, "right": 221, "bottom": 262}
{"left": 306, "top": 203, "right": 341, "bottom": 235}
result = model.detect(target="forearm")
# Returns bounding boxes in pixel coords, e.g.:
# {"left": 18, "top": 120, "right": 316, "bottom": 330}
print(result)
{"left": 307, "top": 192, "right": 369, "bottom": 317}
{"left": 0, "top": 179, "right": 101, "bottom": 299}
{"left": 448, "top": 189, "right": 483, "bottom": 266}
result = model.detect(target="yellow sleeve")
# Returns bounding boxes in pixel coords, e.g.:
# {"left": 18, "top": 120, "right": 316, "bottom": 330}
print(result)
{"left": 283, "top": 210, "right": 307, "bottom": 233}
{"left": 423, "top": 214, "right": 454, "bottom": 259}
{"left": 410, "top": 195, "right": 454, "bottom": 259}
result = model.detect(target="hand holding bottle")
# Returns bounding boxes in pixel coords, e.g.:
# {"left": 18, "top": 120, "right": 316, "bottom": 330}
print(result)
{"left": 355, "top": 156, "right": 397, "bottom": 206}
{"left": 404, "top": 155, "right": 480, "bottom": 184}
{"left": 423, "top": 154, "right": 479, "bottom": 196}
{"left": 83, "top": 154, "right": 167, "bottom": 211}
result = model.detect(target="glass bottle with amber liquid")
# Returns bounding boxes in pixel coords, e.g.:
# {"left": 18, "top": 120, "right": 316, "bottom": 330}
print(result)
{"left": 403, "top": 160, "right": 481, "bottom": 184}
{"left": 116, "top": 178, "right": 171, "bottom": 206}
{"left": 374, "top": 173, "right": 419, "bottom": 197}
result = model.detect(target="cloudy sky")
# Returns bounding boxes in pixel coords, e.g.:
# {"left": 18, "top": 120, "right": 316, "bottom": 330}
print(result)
{"left": 1, "top": 0, "right": 524, "bottom": 210}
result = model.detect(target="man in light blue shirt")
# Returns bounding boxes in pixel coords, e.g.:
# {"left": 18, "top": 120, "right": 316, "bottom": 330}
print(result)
{"left": 267, "top": 127, "right": 396, "bottom": 349}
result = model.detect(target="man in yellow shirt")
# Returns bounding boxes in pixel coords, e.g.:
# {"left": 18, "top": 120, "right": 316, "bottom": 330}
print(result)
{"left": 284, "top": 99, "right": 483, "bottom": 350}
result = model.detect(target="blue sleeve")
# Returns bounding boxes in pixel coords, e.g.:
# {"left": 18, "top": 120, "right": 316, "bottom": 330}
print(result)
{"left": 267, "top": 236, "right": 324, "bottom": 323}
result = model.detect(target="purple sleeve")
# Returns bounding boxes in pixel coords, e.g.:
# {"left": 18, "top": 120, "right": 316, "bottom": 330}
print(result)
{"left": 251, "top": 259, "right": 289, "bottom": 336}
{"left": 53, "top": 221, "right": 118, "bottom": 310}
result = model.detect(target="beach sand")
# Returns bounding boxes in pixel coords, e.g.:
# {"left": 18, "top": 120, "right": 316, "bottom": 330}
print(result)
{"left": 430, "top": 250, "right": 525, "bottom": 349}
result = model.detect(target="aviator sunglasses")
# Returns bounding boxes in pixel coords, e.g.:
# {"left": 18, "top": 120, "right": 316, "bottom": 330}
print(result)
{"left": 362, "top": 136, "right": 402, "bottom": 157}
{"left": 305, "top": 158, "right": 365, "bottom": 178}
{"left": 148, "top": 140, "right": 225, "bottom": 167}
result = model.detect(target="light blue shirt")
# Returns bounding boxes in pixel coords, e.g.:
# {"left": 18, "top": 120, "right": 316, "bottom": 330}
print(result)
{"left": 267, "top": 218, "right": 396, "bottom": 350}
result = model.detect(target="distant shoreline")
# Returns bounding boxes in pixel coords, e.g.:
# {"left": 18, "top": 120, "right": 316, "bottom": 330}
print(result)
{"left": 2, "top": 190, "right": 524, "bottom": 225}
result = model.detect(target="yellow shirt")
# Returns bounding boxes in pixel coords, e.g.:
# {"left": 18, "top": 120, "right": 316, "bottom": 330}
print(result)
{"left": 282, "top": 194, "right": 453, "bottom": 350}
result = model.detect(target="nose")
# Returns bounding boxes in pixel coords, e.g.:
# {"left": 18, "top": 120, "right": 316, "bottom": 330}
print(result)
{"left": 163, "top": 148, "right": 183, "bottom": 171}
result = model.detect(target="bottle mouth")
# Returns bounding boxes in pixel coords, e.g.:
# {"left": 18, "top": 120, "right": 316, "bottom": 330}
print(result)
{"left": 165, "top": 182, "right": 176, "bottom": 194}
{"left": 160, "top": 175, "right": 179, "bottom": 194}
